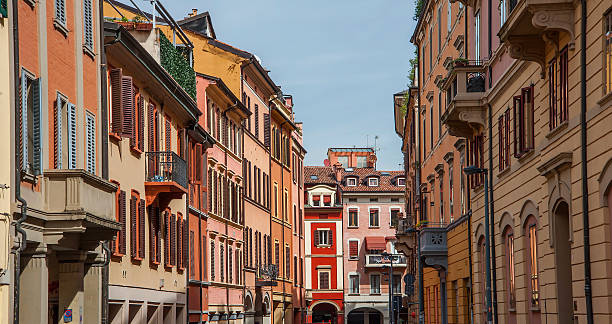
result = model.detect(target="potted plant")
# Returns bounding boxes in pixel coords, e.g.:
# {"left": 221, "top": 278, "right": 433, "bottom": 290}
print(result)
{"left": 133, "top": 15, "right": 153, "bottom": 31}
{"left": 117, "top": 16, "right": 134, "bottom": 30}
{"left": 453, "top": 58, "right": 469, "bottom": 67}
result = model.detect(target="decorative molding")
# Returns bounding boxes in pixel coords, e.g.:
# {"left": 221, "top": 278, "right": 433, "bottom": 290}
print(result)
{"left": 531, "top": 7, "right": 575, "bottom": 50}
{"left": 537, "top": 152, "right": 572, "bottom": 177}
{"left": 507, "top": 35, "right": 546, "bottom": 78}
{"left": 443, "top": 152, "right": 455, "bottom": 164}
{"left": 435, "top": 163, "right": 445, "bottom": 175}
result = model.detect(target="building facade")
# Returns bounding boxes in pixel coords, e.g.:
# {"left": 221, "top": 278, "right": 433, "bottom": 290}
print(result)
{"left": 304, "top": 166, "right": 344, "bottom": 324}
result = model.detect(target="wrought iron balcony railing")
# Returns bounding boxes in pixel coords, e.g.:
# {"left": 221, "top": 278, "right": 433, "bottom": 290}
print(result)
{"left": 145, "top": 151, "right": 187, "bottom": 189}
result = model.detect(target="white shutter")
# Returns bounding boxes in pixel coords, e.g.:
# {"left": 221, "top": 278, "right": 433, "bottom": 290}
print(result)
{"left": 68, "top": 103, "right": 77, "bottom": 169}
{"left": 55, "top": 93, "right": 63, "bottom": 169}
{"left": 83, "top": 0, "right": 93, "bottom": 49}
{"left": 86, "top": 113, "right": 96, "bottom": 173}
{"left": 21, "top": 70, "right": 28, "bottom": 171}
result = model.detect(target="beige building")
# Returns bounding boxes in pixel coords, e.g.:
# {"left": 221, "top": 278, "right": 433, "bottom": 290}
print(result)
{"left": 438, "top": 0, "right": 612, "bottom": 323}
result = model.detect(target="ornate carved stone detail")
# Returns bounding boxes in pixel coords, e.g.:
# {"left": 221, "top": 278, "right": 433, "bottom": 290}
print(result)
{"left": 507, "top": 35, "right": 546, "bottom": 78}
{"left": 531, "top": 7, "right": 575, "bottom": 50}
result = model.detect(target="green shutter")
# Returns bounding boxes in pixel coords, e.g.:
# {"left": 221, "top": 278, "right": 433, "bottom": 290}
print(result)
{"left": 68, "top": 103, "right": 77, "bottom": 169}
{"left": 32, "top": 78, "right": 42, "bottom": 175}
{"left": 86, "top": 113, "right": 95, "bottom": 173}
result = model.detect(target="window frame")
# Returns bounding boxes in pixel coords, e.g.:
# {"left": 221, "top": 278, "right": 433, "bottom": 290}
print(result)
{"left": 349, "top": 273, "right": 360, "bottom": 294}
{"left": 513, "top": 86, "right": 535, "bottom": 157}
{"left": 347, "top": 177, "right": 357, "bottom": 187}
{"left": 370, "top": 273, "right": 381, "bottom": 294}
{"left": 318, "top": 269, "right": 331, "bottom": 290}
{"left": 368, "top": 177, "right": 379, "bottom": 187}
{"left": 348, "top": 239, "right": 360, "bottom": 260}
{"left": 348, "top": 207, "right": 359, "bottom": 228}
{"left": 369, "top": 207, "right": 380, "bottom": 228}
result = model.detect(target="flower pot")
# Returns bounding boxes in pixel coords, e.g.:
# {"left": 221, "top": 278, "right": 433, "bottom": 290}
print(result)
{"left": 117, "top": 21, "right": 135, "bottom": 30}
{"left": 135, "top": 22, "right": 153, "bottom": 31}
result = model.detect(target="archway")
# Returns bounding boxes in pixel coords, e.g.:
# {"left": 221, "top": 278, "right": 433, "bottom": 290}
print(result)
{"left": 312, "top": 302, "right": 338, "bottom": 324}
{"left": 347, "top": 308, "right": 383, "bottom": 324}
{"left": 553, "top": 201, "right": 573, "bottom": 323}
{"left": 244, "top": 293, "right": 255, "bottom": 324}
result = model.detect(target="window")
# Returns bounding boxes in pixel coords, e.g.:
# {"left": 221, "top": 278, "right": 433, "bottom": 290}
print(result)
{"left": 390, "top": 209, "right": 400, "bottom": 228}
{"left": 526, "top": 221, "right": 540, "bottom": 308}
{"left": 312, "top": 194, "right": 320, "bottom": 207}
{"left": 370, "top": 198, "right": 378, "bottom": 202}
{"left": 348, "top": 209, "right": 358, "bottom": 227}
{"left": 323, "top": 195, "right": 332, "bottom": 207}
{"left": 438, "top": 92, "right": 443, "bottom": 139}
{"left": 500, "top": 0, "right": 507, "bottom": 26}
{"left": 228, "top": 246, "right": 233, "bottom": 283}
{"left": 349, "top": 198, "right": 358, "bottom": 202}
{"left": 337, "top": 156, "right": 349, "bottom": 168}
{"left": 606, "top": 11, "right": 612, "bottom": 94}
{"left": 429, "top": 27, "right": 433, "bottom": 71}
{"left": 315, "top": 230, "right": 332, "bottom": 246}
{"left": 393, "top": 274, "right": 402, "bottom": 294}
{"left": 85, "top": 112, "right": 96, "bottom": 174}
{"left": 449, "top": 163, "right": 454, "bottom": 221}
{"left": 438, "top": 6, "right": 442, "bottom": 54}
{"left": 356, "top": 156, "right": 367, "bottom": 168}
{"left": 220, "top": 243, "right": 224, "bottom": 282}
{"left": 439, "top": 177, "right": 444, "bottom": 223}
{"left": 54, "top": 0, "right": 66, "bottom": 26}
{"left": 513, "top": 86, "right": 534, "bottom": 157}
{"left": 468, "top": 135, "right": 484, "bottom": 188}
{"left": 423, "top": 112, "right": 427, "bottom": 156}
{"left": 474, "top": 11, "right": 481, "bottom": 61}
{"left": 368, "top": 178, "right": 379, "bottom": 187}
{"left": 460, "top": 152, "right": 466, "bottom": 215}
{"left": 369, "top": 209, "right": 380, "bottom": 227}
{"left": 348, "top": 240, "right": 359, "bottom": 259}
{"left": 274, "top": 184, "right": 278, "bottom": 216}
{"left": 549, "top": 46, "right": 569, "bottom": 129}
{"left": 285, "top": 245, "right": 291, "bottom": 279}
{"left": 430, "top": 105, "right": 434, "bottom": 150}
{"left": 349, "top": 274, "right": 360, "bottom": 294}
{"left": 397, "top": 177, "right": 406, "bottom": 186}
{"left": 478, "top": 238, "right": 486, "bottom": 318}
{"left": 370, "top": 274, "right": 381, "bottom": 294}
{"left": 498, "top": 109, "right": 511, "bottom": 171}
{"left": 319, "top": 270, "right": 330, "bottom": 289}
{"left": 275, "top": 241, "right": 280, "bottom": 266}
{"left": 83, "top": 0, "right": 93, "bottom": 50}
{"left": 54, "top": 92, "right": 77, "bottom": 170}
{"left": 347, "top": 177, "right": 357, "bottom": 186}
{"left": 210, "top": 241, "right": 215, "bottom": 281}
{"left": 504, "top": 229, "right": 516, "bottom": 310}
{"left": 294, "top": 256, "right": 298, "bottom": 285}
{"left": 20, "top": 70, "right": 42, "bottom": 175}
{"left": 447, "top": 0, "right": 452, "bottom": 32}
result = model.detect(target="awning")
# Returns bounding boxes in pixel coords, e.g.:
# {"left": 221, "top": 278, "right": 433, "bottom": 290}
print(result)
{"left": 365, "top": 236, "right": 387, "bottom": 250}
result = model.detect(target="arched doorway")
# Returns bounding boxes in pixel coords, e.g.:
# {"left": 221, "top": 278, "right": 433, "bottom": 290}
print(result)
{"left": 312, "top": 302, "right": 338, "bottom": 324}
{"left": 554, "top": 201, "right": 573, "bottom": 323}
{"left": 244, "top": 293, "right": 255, "bottom": 324}
{"left": 347, "top": 308, "right": 383, "bottom": 324}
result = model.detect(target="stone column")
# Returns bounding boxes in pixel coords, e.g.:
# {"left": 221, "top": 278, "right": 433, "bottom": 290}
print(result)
{"left": 19, "top": 251, "right": 49, "bottom": 324}
{"left": 58, "top": 252, "right": 86, "bottom": 324}
{"left": 83, "top": 264, "right": 101, "bottom": 324}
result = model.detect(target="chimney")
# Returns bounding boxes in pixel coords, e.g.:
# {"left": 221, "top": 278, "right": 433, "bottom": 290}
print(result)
{"left": 367, "top": 154, "right": 377, "bottom": 169}
{"left": 332, "top": 162, "right": 342, "bottom": 182}
{"left": 189, "top": 8, "right": 198, "bottom": 17}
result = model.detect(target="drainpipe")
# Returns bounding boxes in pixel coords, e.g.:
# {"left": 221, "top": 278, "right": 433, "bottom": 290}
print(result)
{"left": 11, "top": 0, "right": 27, "bottom": 322}
{"left": 487, "top": 102, "right": 498, "bottom": 324}
{"left": 416, "top": 45, "right": 424, "bottom": 324}
{"left": 580, "top": 0, "right": 594, "bottom": 323}
{"left": 466, "top": 210, "right": 474, "bottom": 324}
{"left": 98, "top": 1, "right": 110, "bottom": 322}
{"left": 464, "top": 5, "right": 468, "bottom": 59}
{"left": 278, "top": 117, "right": 290, "bottom": 324}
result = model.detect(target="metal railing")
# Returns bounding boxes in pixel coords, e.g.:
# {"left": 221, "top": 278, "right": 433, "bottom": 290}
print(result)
{"left": 145, "top": 151, "right": 187, "bottom": 189}
{"left": 365, "top": 254, "right": 408, "bottom": 267}
{"left": 419, "top": 223, "right": 448, "bottom": 256}
{"left": 258, "top": 264, "right": 279, "bottom": 280}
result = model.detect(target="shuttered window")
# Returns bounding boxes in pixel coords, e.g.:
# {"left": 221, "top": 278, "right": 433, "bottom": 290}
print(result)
{"left": 83, "top": 0, "right": 93, "bottom": 49}
{"left": 170, "top": 213, "right": 176, "bottom": 266}
{"left": 220, "top": 243, "right": 224, "bottom": 281}
{"left": 498, "top": 109, "right": 511, "bottom": 172}
{"left": 138, "top": 199, "right": 145, "bottom": 259}
{"left": 67, "top": 103, "right": 77, "bottom": 169}
{"left": 109, "top": 69, "right": 135, "bottom": 140}
{"left": 165, "top": 117, "right": 171, "bottom": 151}
{"left": 274, "top": 241, "right": 280, "bottom": 266}
{"left": 134, "top": 95, "right": 145, "bottom": 151}
{"left": 318, "top": 271, "right": 330, "bottom": 290}
{"left": 228, "top": 246, "right": 233, "bottom": 283}
{"left": 513, "top": 86, "right": 534, "bottom": 157}
{"left": 20, "top": 70, "right": 42, "bottom": 175}
{"left": 349, "top": 240, "right": 359, "bottom": 259}
{"left": 164, "top": 210, "right": 170, "bottom": 267}
{"left": 210, "top": 241, "right": 215, "bottom": 281}
{"left": 85, "top": 112, "right": 96, "bottom": 174}
{"left": 285, "top": 245, "right": 290, "bottom": 279}
{"left": 183, "top": 217, "right": 188, "bottom": 270}
{"left": 177, "top": 216, "right": 183, "bottom": 269}
{"left": 118, "top": 190, "right": 127, "bottom": 255}
{"left": 150, "top": 207, "right": 159, "bottom": 263}
{"left": 130, "top": 192, "right": 138, "bottom": 259}
{"left": 54, "top": 0, "right": 66, "bottom": 26}
{"left": 189, "top": 231, "right": 195, "bottom": 278}
{"left": 263, "top": 113, "right": 270, "bottom": 148}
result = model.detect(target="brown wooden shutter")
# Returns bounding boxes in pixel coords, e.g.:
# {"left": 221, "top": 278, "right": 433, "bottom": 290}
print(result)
{"left": 130, "top": 195, "right": 137, "bottom": 258}
{"left": 110, "top": 69, "right": 123, "bottom": 134}
{"left": 275, "top": 242, "right": 279, "bottom": 266}
{"left": 119, "top": 190, "right": 127, "bottom": 255}
{"left": 314, "top": 230, "right": 319, "bottom": 246}
{"left": 223, "top": 177, "right": 229, "bottom": 219}
{"left": 165, "top": 118, "right": 171, "bottom": 152}
{"left": 164, "top": 211, "right": 170, "bottom": 266}
{"left": 171, "top": 214, "right": 176, "bottom": 266}
{"left": 150, "top": 207, "right": 157, "bottom": 262}
{"left": 208, "top": 168, "right": 213, "bottom": 212}
{"left": 349, "top": 241, "right": 358, "bottom": 258}
{"left": 329, "top": 230, "right": 333, "bottom": 245}
{"left": 195, "top": 144, "right": 202, "bottom": 183}
{"left": 137, "top": 96, "right": 145, "bottom": 151}
{"left": 139, "top": 199, "right": 145, "bottom": 259}
{"left": 148, "top": 103, "right": 155, "bottom": 151}
{"left": 183, "top": 217, "right": 189, "bottom": 269}
{"left": 176, "top": 217, "right": 182, "bottom": 268}
{"left": 121, "top": 76, "right": 134, "bottom": 139}
{"left": 263, "top": 113, "right": 270, "bottom": 148}
{"left": 156, "top": 208, "right": 161, "bottom": 263}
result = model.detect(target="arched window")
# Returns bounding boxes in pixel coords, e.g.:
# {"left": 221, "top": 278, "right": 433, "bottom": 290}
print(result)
{"left": 524, "top": 216, "right": 540, "bottom": 310}
{"left": 503, "top": 226, "right": 517, "bottom": 323}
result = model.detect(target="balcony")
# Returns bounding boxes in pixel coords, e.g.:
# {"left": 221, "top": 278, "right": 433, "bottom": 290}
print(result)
{"left": 145, "top": 151, "right": 187, "bottom": 207}
{"left": 365, "top": 254, "right": 407, "bottom": 268}
{"left": 419, "top": 223, "right": 448, "bottom": 270}
{"left": 498, "top": 0, "right": 574, "bottom": 78}
{"left": 256, "top": 264, "right": 279, "bottom": 286}
{"left": 42, "top": 169, "right": 120, "bottom": 247}
{"left": 440, "top": 62, "right": 487, "bottom": 138}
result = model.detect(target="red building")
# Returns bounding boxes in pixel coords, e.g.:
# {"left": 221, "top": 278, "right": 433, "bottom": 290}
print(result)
{"left": 304, "top": 166, "right": 344, "bottom": 324}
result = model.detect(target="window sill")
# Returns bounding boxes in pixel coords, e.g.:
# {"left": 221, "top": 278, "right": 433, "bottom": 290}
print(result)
{"left": 370, "top": 293, "right": 381, "bottom": 296}
{"left": 109, "top": 133, "right": 122, "bottom": 142}
{"left": 517, "top": 149, "right": 535, "bottom": 164}
{"left": 24, "top": 0, "right": 35, "bottom": 8}
{"left": 545, "top": 121, "right": 568, "bottom": 140}
{"left": 316, "top": 244, "right": 332, "bottom": 248}
{"left": 497, "top": 166, "right": 511, "bottom": 179}
{"left": 347, "top": 226, "right": 359, "bottom": 229}
{"left": 597, "top": 91, "right": 612, "bottom": 108}
{"left": 21, "top": 171, "right": 37, "bottom": 184}
{"left": 53, "top": 19, "right": 69, "bottom": 37}
{"left": 349, "top": 257, "right": 359, "bottom": 261}
{"left": 130, "top": 146, "right": 142, "bottom": 156}
{"left": 348, "top": 293, "right": 360, "bottom": 296}
{"left": 369, "top": 226, "right": 380, "bottom": 229}
{"left": 83, "top": 45, "right": 95, "bottom": 60}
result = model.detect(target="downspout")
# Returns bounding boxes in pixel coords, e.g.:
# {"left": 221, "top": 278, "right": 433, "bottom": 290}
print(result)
{"left": 464, "top": 9, "right": 474, "bottom": 324}
{"left": 464, "top": 5, "right": 468, "bottom": 59}
{"left": 580, "top": 0, "right": 594, "bottom": 322}
{"left": 487, "top": 102, "right": 498, "bottom": 324}
{"left": 11, "top": 0, "right": 27, "bottom": 322}
{"left": 415, "top": 45, "right": 424, "bottom": 324}
{"left": 99, "top": 1, "right": 110, "bottom": 322}
{"left": 278, "top": 118, "right": 290, "bottom": 324}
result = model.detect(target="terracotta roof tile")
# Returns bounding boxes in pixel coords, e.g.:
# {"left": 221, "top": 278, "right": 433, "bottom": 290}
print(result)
{"left": 304, "top": 166, "right": 404, "bottom": 192}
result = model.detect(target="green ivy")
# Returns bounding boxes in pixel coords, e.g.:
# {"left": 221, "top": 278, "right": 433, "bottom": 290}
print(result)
{"left": 159, "top": 32, "right": 197, "bottom": 101}
{"left": 414, "top": 0, "right": 425, "bottom": 21}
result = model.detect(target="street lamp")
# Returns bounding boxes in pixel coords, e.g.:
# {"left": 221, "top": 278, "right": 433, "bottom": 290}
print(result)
{"left": 463, "top": 165, "right": 492, "bottom": 324}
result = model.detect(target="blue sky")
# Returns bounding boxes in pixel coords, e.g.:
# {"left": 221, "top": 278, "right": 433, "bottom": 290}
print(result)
{"left": 164, "top": 0, "right": 417, "bottom": 170}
